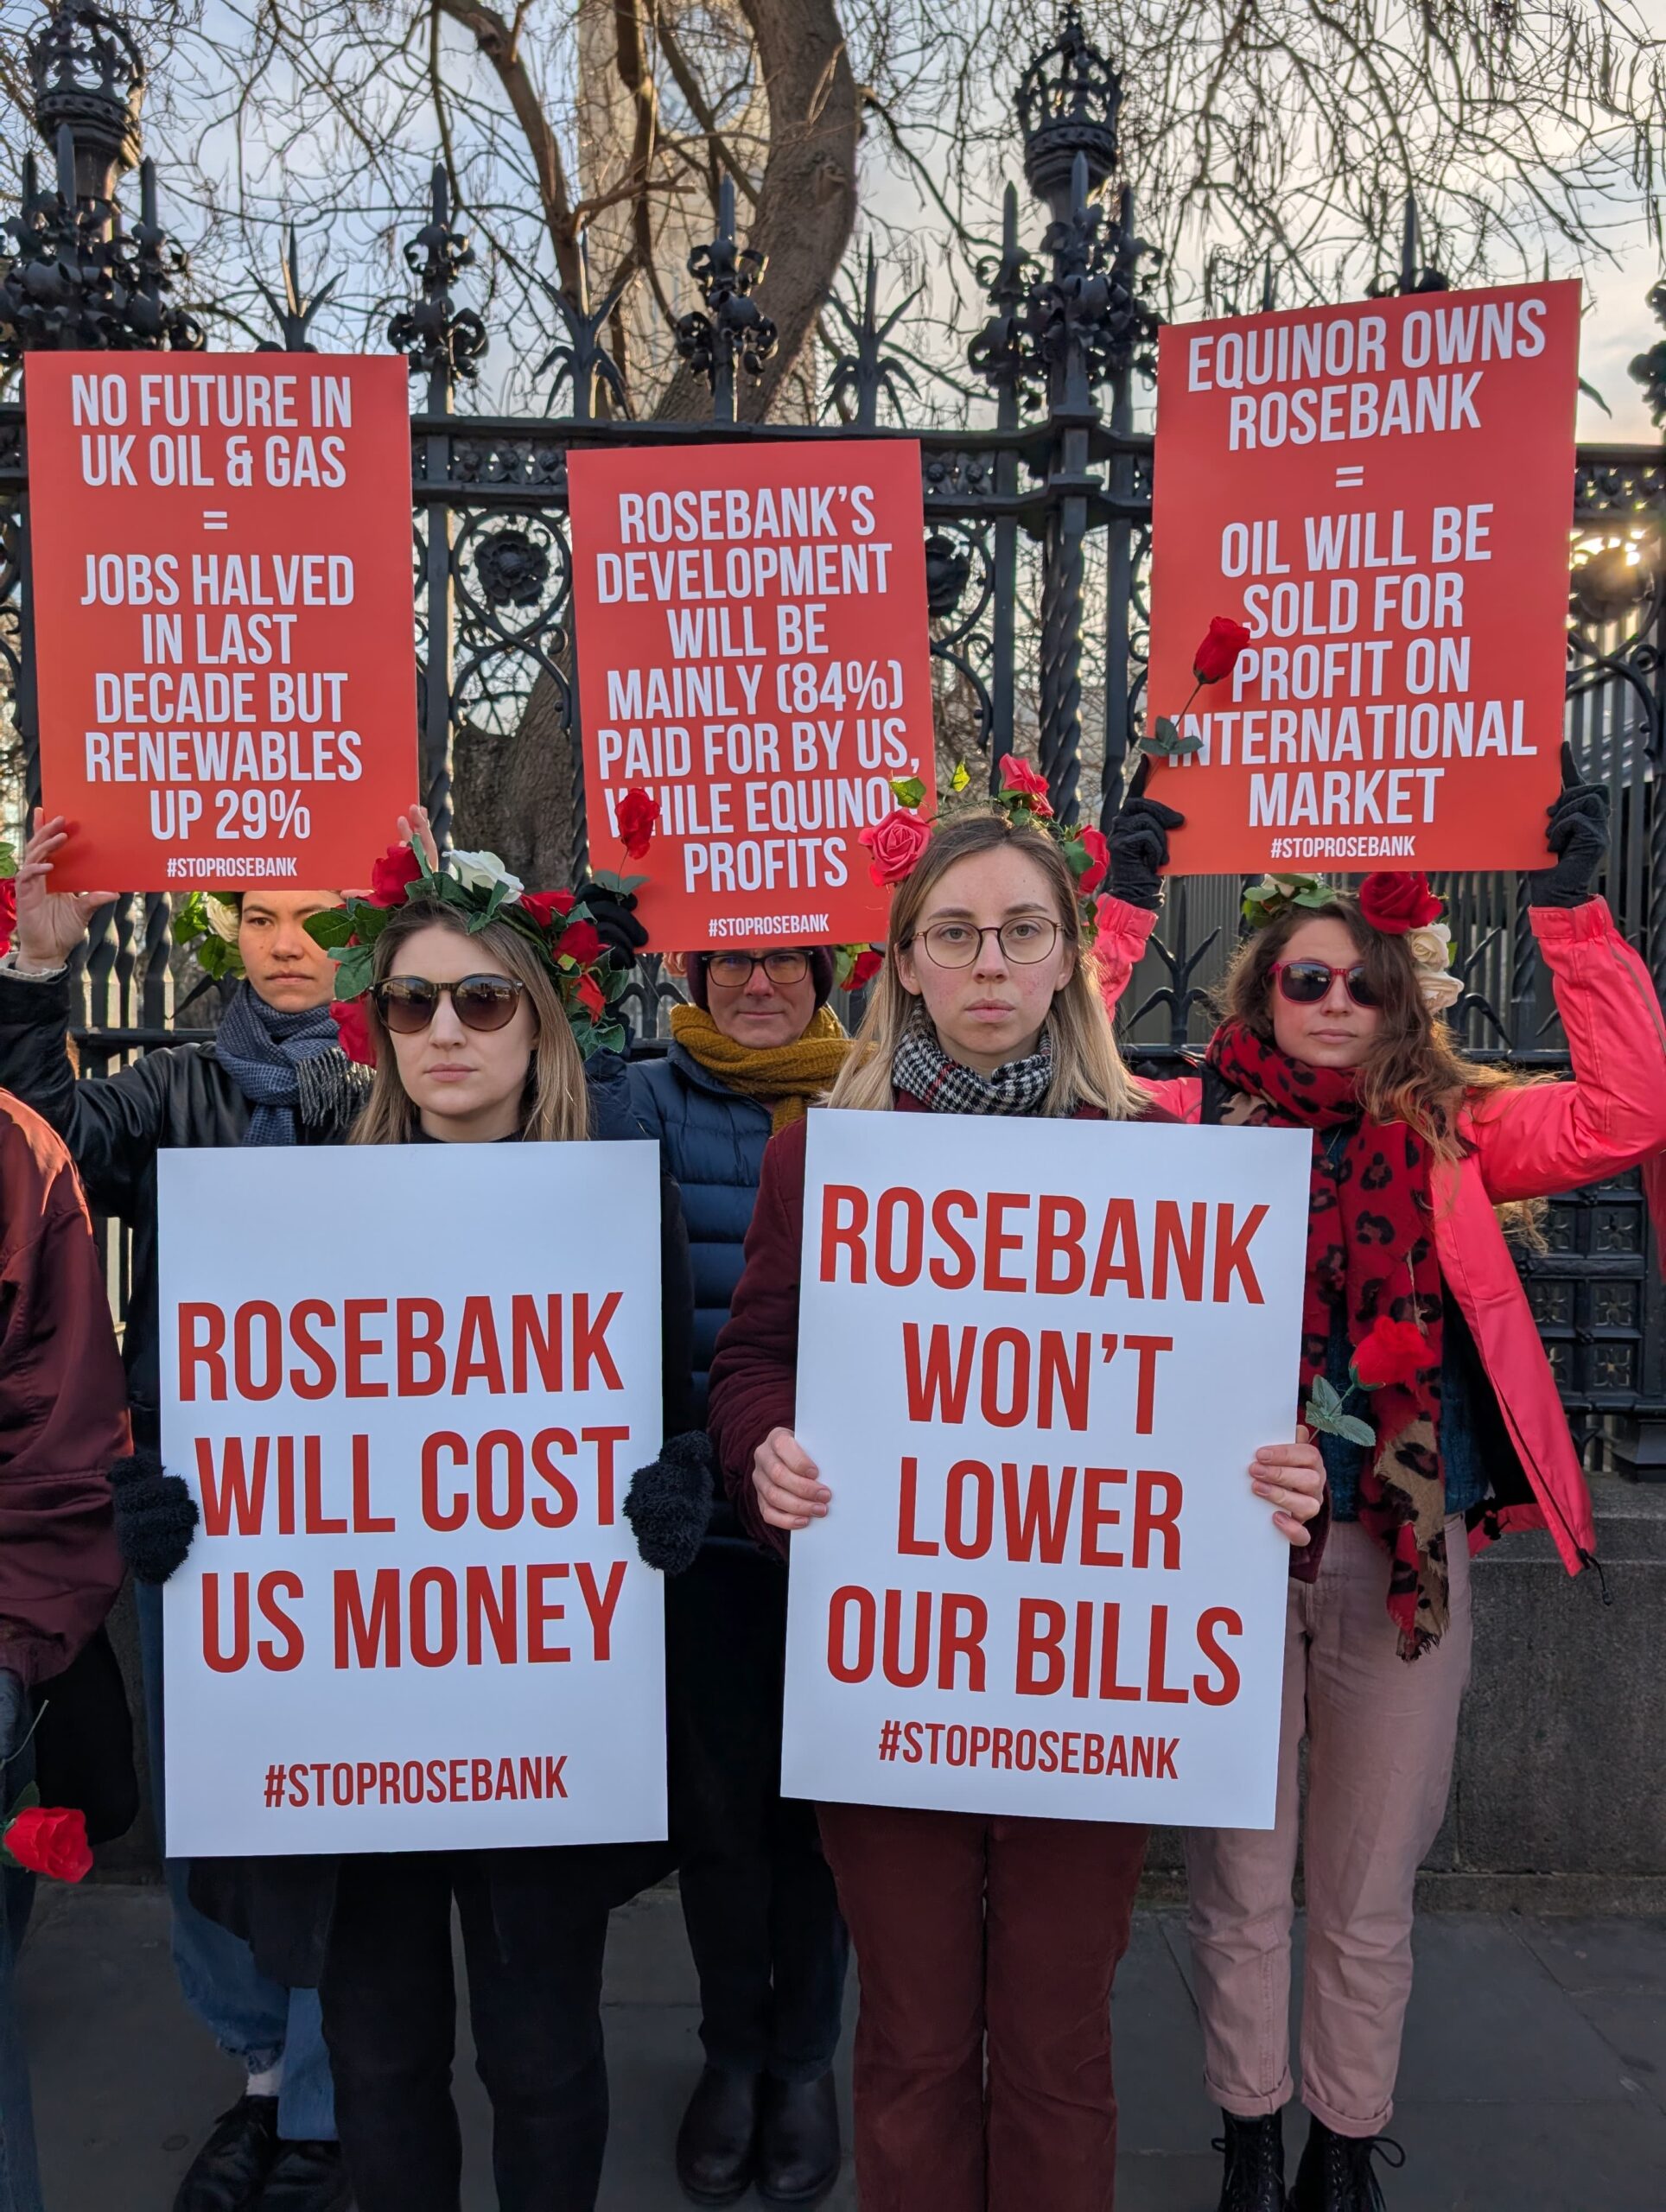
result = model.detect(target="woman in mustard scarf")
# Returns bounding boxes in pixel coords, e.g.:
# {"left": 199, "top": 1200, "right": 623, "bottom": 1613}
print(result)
{"left": 628, "top": 944, "right": 852, "bottom": 2210}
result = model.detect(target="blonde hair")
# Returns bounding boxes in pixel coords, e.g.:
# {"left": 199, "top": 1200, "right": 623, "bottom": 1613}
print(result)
{"left": 827, "top": 808, "right": 1148, "bottom": 1119}
{"left": 351, "top": 899, "right": 590, "bottom": 1146}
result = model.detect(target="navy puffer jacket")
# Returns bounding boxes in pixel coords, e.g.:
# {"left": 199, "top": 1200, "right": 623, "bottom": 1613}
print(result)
{"left": 627, "top": 1043, "right": 773, "bottom": 1429}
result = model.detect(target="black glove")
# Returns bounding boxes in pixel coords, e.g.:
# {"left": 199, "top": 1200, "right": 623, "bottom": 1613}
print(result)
{"left": 1108, "top": 786, "right": 1185, "bottom": 912}
{"left": 623, "top": 1431, "right": 715, "bottom": 1575}
{"left": 575, "top": 880, "right": 649, "bottom": 971}
{"left": 108, "top": 1447, "right": 199, "bottom": 1584}
{"left": 1525, "top": 760, "right": 1608, "bottom": 909}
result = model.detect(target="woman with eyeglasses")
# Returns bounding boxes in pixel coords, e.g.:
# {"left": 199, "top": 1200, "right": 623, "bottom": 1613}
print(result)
{"left": 705, "top": 806, "right": 1326, "bottom": 2212}
{"left": 193, "top": 847, "right": 697, "bottom": 2212}
{"left": 1091, "top": 773, "right": 1666, "bottom": 2212}
{"left": 627, "top": 939, "right": 853, "bottom": 2209}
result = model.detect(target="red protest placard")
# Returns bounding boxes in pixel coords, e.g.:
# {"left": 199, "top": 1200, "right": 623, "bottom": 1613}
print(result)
{"left": 25, "top": 354, "right": 418, "bottom": 893}
{"left": 567, "top": 440, "right": 936, "bottom": 950}
{"left": 1145, "top": 281, "right": 1579, "bottom": 875}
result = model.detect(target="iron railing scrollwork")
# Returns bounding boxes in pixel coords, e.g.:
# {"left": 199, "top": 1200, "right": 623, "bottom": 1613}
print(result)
{"left": 1, "top": 2, "right": 1664, "bottom": 1463}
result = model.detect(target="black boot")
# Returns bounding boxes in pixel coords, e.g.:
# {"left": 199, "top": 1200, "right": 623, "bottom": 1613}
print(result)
{"left": 1288, "top": 2115, "right": 1406, "bottom": 2212}
{"left": 1212, "top": 2109, "right": 1286, "bottom": 2211}
{"left": 173, "top": 2096, "right": 280, "bottom": 2212}
{"left": 675, "top": 2064, "right": 760, "bottom": 2207}
{"left": 756, "top": 2072, "right": 841, "bottom": 2209}
{"left": 257, "top": 2140, "right": 353, "bottom": 2211}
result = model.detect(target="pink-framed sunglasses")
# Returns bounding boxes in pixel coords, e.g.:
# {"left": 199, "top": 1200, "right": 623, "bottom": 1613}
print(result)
{"left": 1269, "top": 958, "right": 1380, "bottom": 1008}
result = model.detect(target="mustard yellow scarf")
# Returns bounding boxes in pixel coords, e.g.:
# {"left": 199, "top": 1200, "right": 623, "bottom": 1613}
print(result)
{"left": 670, "top": 1001, "right": 849, "bottom": 1131}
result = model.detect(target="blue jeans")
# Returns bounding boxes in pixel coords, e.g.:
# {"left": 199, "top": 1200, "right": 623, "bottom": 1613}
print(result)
{"left": 136, "top": 1585, "right": 335, "bottom": 2140}
{"left": 0, "top": 1670, "right": 43, "bottom": 2212}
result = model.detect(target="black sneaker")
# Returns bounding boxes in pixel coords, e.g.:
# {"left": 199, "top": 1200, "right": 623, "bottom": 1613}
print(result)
{"left": 173, "top": 2095, "right": 280, "bottom": 2212}
{"left": 258, "top": 2140, "right": 353, "bottom": 2212}
{"left": 1288, "top": 2115, "right": 1406, "bottom": 2212}
{"left": 1211, "top": 2109, "right": 1286, "bottom": 2211}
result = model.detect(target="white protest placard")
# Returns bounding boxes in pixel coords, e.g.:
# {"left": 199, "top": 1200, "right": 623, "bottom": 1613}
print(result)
{"left": 160, "top": 1142, "right": 665, "bottom": 1856}
{"left": 781, "top": 1112, "right": 1312, "bottom": 1827}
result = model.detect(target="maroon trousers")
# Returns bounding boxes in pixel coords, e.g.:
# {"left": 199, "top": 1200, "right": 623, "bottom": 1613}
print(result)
{"left": 816, "top": 1801, "right": 1149, "bottom": 2212}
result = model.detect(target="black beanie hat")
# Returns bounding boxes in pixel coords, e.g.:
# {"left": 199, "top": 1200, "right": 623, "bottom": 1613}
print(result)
{"left": 688, "top": 946, "right": 836, "bottom": 1011}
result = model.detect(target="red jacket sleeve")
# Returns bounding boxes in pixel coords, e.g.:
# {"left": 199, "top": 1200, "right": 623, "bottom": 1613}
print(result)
{"left": 1466, "top": 900, "right": 1666, "bottom": 1202}
{"left": 0, "top": 1090, "right": 128, "bottom": 1686}
{"left": 707, "top": 1114, "right": 811, "bottom": 1557}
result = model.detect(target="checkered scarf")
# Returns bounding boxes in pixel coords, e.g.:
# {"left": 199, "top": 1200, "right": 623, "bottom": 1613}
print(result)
{"left": 892, "top": 1006, "right": 1056, "bottom": 1116}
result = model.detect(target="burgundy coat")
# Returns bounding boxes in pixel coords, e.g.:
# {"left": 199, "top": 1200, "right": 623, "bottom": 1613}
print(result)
{"left": 0, "top": 1088, "right": 127, "bottom": 1686}
{"left": 702, "top": 1089, "right": 1301, "bottom": 1570}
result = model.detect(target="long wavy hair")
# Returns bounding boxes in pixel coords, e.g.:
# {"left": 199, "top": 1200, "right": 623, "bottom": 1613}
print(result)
{"left": 1218, "top": 891, "right": 1521, "bottom": 1161}
{"left": 351, "top": 898, "right": 589, "bottom": 1146}
{"left": 828, "top": 809, "right": 1148, "bottom": 1119}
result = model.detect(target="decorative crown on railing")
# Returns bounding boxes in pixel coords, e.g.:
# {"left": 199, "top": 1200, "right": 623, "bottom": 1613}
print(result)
{"left": 1017, "top": 2, "right": 1123, "bottom": 212}
{"left": 30, "top": 1, "right": 144, "bottom": 192}
{"left": 389, "top": 165, "right": 488, "bottom": 390}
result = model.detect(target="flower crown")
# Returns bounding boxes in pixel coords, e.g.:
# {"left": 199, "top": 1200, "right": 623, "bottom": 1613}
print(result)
{"left": 1242, "top": 868, "right": 1461, "bottom": 1014}
{"left": 849, "top": 754, "right": 1110, "bottom": 943}
{"left": 305, "top": 842, "right": 633, "bottom": 1061}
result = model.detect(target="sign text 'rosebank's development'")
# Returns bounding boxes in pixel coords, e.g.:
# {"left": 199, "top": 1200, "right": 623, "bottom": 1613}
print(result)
{"left": 568, "top": 442, "right": 937, "bottom": 948}
{"left": 781, "top": 1116, "right": 1311, "bottom": 1827}
{"left": 1146, "top": 283, "right": 1579, "bottom": 874}
{"left": 25, "top": 355, "right": 417, "bottom": 890}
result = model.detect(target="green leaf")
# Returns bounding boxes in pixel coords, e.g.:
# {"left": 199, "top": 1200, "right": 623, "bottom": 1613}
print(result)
{"left": 0, "top": 840, "right": 16, "bottom": 879}
{"left": 1294, "top": 887, "right": 1333, "bottom": 908}
{"left": 1062, "top": 836, "right": 1093, "bottom": 880}
{"left": 1308, "top": 1375, "right": 1343, "bottom": 1416}
{"left": 1332, "top": 1414, "right": 1378, "bottom": 1447}
{"left": 332, "top": 949, "right": 373, "bottom": 1001}
{"left": 1154, "top": 716, "right": 1179, "bottom": 746}
{"left": 305, "top": 910, "right": 356, "bottom": 950}
{"left": 888, "top": 775, "right": 925, "bottom": 809}
{"left": 587, "top": 868, "right": 646, "bottom": 896}
{"left": 1173, "top": 732, "right": 1204, "bottom": 755}
{"left": 950, "top": 761, "right": 971, "bottom": 795}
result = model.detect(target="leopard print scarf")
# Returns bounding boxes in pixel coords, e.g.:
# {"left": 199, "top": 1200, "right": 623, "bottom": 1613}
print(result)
{"left": 1207, "top": 1018, "right": 1449, "bottom": 1659}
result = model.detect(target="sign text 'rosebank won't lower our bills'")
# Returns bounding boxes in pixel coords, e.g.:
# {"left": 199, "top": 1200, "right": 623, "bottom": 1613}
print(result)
{"left": 781, "top": 1113, "right": 1312, "bottom": 1828}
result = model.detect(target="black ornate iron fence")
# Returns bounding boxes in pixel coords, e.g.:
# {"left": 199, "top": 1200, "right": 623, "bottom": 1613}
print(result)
{"left": 2, "top": 3, "right": 1663, "bottom": 1471}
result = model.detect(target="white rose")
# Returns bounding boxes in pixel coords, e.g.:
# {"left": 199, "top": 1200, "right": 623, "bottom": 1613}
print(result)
{"left": 203, "top": 894, "right": 241, "bottom": 944}
{"left": 448, "top": 849, "right": 524, "bottom": 899}
{"left": 1405, "top": 925, "right": 1452, "bottom": 971}
{"left": 1419, "top": 969, "right": 1463, "bottom": 1013}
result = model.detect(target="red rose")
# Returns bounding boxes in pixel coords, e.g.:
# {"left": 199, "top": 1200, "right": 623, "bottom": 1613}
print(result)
{"left": 615, "top": 787, "right": 659, "bottom": 861}
{"left": 1358, "top": 871, "right": 1443, "bottom": 933}
{"left": 518, "top": 888, "right": 575, "bottom": 930}
{"left": 578, "top": 971, "right": 606, "bottom": 1020}
{"left": 849, "top": 947, "right": 884, "bottom": 989}
{"left": 857, "top": 807, "right": 932, "bottom": 888}
{"left": 998, "top": 753, "right": 1055, "bottom": 817}
{"left": 1192, "top": 616, "right": 1253, "bottom": 684}
{"left": 558, "top": 918, "right": 605, "bottom": 967}
{"left": 0, "top": 877, "right": 15, "bottom": 960}
{"left": 3, "top": 1804, "right": 92, "bottom": 1883}
{"left": 1077, "top": 826, "right": 1110, "bottom": 898}
{"left": 368, "top": 842, "right": 423, "bottom": 908}
{"left": 330, "top": 998, "right": 375, "bottom": 1065}
{"left": 1351, "top": 1315, "right": 1430, "bottom": 1390}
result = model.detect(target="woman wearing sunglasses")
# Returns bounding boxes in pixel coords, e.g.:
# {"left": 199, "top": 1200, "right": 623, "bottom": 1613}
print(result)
{"left": 1093, "top": 775, "right": 1666, "bottom": 2212}
{"left": 707, "top": 803, "right": 1327, "bottom": 2212}
{"left": 628, "top": 943, "right": 853, "bottom": 2209}
{"left": 194, "top": 843, "right": 696, "bottom": 2212}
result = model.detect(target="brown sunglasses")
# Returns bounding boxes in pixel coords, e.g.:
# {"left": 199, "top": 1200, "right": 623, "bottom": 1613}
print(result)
{"left": 372, "top": 975, "right": 527, "bottom": 1033}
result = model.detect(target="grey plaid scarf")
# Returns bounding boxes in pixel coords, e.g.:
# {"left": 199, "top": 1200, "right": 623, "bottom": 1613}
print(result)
{"left": 892, "top": 1007, "right": 1056, "bottom": 1115}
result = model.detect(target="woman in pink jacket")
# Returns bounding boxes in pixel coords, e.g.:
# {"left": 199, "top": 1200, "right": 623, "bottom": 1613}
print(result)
{"left": 1095, "top": 775, "right": 1666, "bottom": 2212}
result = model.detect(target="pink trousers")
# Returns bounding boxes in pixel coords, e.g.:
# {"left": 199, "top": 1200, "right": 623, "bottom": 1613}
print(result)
{"left": 1185, "top": 1516, "right": 1473, "bottom": 2137}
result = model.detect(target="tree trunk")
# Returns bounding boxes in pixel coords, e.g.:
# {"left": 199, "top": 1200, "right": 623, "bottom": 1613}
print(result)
{"left": 654, "top": 0, "right": 858, "bottom": 422}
